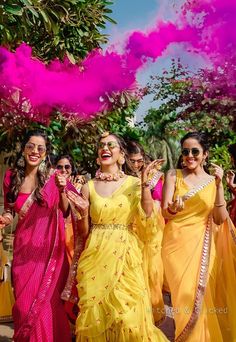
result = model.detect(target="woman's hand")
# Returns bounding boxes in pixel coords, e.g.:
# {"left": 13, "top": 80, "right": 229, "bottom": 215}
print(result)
{"left": 0, "top": 215, "right": 7, "bottom": 229}
{"left": 55, "top": 172, "right": 67, "bottom": 193}
{"left": 66, "top": 190, "right": 89, "bottom": 216}
{"left": 0, "top": 213, "right": 13, "bottom": 229}
{"left": 141, "top": 159, "right": 165, "bottom": 184}
{"left": 226, "top": 170, "right": 235, "bottom": 188}
{"left": 210, "top": 163, "right": 224, "bottom": 187}
{"left": 168, "top": 195, "right": 184, "bottom": 213}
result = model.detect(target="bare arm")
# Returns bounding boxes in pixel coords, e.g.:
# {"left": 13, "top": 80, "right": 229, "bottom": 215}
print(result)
{"left": 141, "top": 160, "right": 164, "bottom": 217}
{"left": 55, "top": 173, "right": 70, "bottom": 215}
{"left": 211, "top": 163, "right": 228, "bottom": 225}
{"left": 162, "top": 169, "right": 178, "bottom": 218}
{"left": 66, "top": 184, "right": 90, "bottom": 238}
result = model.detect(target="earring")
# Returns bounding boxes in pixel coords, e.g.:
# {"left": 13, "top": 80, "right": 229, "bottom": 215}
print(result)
{"left": 39, "top": 159, "right": 47, "bottom": 173}
{"left": 118, "top": 156, "right": 125, "bottom": 165}
{"left": 17, "top": 155, "right": 25, "bottom": 168}
{"left": 201, "top": 159, "right": 207, "bottom": 167}
{"left": 96, "top": 158, "right": 101, "bottom": 166}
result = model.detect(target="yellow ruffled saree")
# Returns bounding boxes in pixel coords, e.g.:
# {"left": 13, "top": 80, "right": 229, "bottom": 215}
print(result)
{"left": 75, "top": 176, "right": 167, "bottom": 341}
{"left": 162, "top": 169, "right": 236, "bottom": 341}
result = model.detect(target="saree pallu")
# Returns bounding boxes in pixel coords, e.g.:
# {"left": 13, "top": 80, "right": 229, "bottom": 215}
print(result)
{"left": 162, "top": 170, "right": 236, "bottom": 341}
{"left": 11, "top": 175, "right": 71, "bottom": 342}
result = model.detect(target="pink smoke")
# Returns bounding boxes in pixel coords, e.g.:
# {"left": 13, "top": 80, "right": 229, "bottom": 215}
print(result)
{"left": 0, "top": 0, "right": 235, "bottom": 122}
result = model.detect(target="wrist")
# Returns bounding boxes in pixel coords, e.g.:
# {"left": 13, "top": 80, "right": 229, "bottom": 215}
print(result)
{"left": 141, "top": 180, "right": 150, "bottom": 188}
{"left": 167, "top": 207, "right": 177, "bottom": 215}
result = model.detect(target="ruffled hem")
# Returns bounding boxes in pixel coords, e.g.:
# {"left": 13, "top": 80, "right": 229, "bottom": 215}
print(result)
{"left": 76, "top": 324, "right": 167, "bottom": 341}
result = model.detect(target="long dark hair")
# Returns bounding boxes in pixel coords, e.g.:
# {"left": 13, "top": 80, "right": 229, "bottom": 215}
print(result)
{"left": 6, "top": 130, "right": 51, "bottom": 206}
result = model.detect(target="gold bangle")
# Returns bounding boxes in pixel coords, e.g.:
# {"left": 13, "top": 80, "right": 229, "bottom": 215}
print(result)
{"left": 141, "top": 181, "right": 150, "bottom": 188}
{"left": 214, "top": 202, "right": 226, "bottom": 207}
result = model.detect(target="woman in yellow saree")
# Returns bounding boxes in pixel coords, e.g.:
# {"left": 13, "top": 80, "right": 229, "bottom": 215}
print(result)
{"left": 66, "top": 132, "right": 168, "bottom": 342}
{"left": 162, "top": 132, "right": 236, "bottom": 342}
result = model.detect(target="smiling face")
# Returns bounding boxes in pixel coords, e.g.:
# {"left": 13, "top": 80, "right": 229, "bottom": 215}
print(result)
{"left": 23, "top": 135, "right": 47, "bottom": 168}
{"left": 128, "top": 153, "right": 144, "bottom": 172}
{"left": 97, "top": 134, "right": 123, "bottom": 168}
{"left": 56, "top": 158, "right": 72, "bottom": 179}
{"left": 181, "top": 138, "right": 208, "bottom": 170}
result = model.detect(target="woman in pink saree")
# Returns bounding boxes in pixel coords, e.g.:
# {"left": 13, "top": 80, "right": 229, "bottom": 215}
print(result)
{"left": 0, "top": 130, "right": 71, "bottom": 342}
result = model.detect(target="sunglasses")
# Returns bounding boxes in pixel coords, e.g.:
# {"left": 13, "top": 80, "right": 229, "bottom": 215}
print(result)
{"left": 25, "top": 143, "right": 46, "bottom": 155}
{"left": 181, "top": 148, "right": 201, "bottom": 157}
{"left": 56, "top": 164, "right": 72, "bottom": 170}
{"left": 98, "top": 141, "right": 119, "bottom": 149}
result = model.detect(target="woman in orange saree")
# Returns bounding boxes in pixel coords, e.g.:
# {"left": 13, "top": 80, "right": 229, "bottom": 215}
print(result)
{"left": 162, "top": 132, "right": 236, "bottom": 341}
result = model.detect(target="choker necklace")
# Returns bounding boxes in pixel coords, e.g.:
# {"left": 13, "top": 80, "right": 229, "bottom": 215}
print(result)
{"left": 95, "top": 169, "right": 125, "bottom": 181}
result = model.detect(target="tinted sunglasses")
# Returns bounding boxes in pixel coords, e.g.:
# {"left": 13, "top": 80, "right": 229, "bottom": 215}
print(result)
{"left": 25, "top": 143, "right": 46, "bottom": 155}
{"left": 56, "top": 164, "right": 71, "bottom": 170}
{"left": 98, "top": 141, "right": 119, "bottom": 149}
{"left": 181, "top": 148, "right": 201, "bottom": 157}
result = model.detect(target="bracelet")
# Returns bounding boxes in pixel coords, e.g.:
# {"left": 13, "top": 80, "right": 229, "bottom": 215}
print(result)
{"left": 141, "top": 181, "right": 150, "bottom": 188}
{"left": 167, "top": 207, "right": 177, "bottom": 215}
{"left": 214, "top": 202, "right": 226, "bottom": 207}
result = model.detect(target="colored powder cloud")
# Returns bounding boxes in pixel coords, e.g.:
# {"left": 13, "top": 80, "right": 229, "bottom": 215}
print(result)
{"left": 0, "top": 0, "right": 235, "bottom": 122}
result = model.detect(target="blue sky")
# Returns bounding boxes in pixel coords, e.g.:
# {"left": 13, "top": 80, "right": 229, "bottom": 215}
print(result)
{"left": 104, "top": 0, "right": 205, "bottom": 121}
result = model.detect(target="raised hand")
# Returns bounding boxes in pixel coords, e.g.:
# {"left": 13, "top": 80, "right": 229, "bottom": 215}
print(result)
{"left": 66, "top": 190, "right": 89, "bottom": 215}
{"left": 226, "top": 170, "right": 235, "bottom": 188}
{"left": 141, "top": 159, "right": 165, "bottom": 184}
{"left": 210, "top": 163, "right": 224, "bottom": 187}
{"left": 55, "top": 172, "right": 67, "bottom": 193}
{"left": 168, "top": 195, "right": 184, "bottom": 213}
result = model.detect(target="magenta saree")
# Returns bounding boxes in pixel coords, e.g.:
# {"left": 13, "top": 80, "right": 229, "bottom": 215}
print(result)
{"left": 3, "top": 171, "right": 71, "bottom": 342}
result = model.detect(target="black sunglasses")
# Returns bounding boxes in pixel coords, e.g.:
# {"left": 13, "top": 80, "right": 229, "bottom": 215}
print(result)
{"left": 181, "top": 148, "right": 201, "bottom": 157}
{"left": 56, "top": 164, "right": 71, "bottom": 170}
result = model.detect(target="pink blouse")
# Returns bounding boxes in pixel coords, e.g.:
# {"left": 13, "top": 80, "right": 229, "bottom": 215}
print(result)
{"left": 151, "top": 178, "right": 163, "bottom": 202}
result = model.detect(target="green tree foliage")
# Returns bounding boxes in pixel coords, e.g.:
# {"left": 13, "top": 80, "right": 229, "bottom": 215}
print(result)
{"left": 0, "top": 0, "right": 143, "bottom": 171}
{"left": 0, "top": 0, "right": 116, "bottom": 62}
{"left": 143, "top": 59, "right": 236, "bottom": 169}
{"left": 0, "top": 94, "right": 141, "bottom": 175}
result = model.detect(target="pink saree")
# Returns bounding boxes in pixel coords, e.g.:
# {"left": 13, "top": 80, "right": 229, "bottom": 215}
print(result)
{"left": 3, "top": 171, "right": 71, "bottom": 342}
